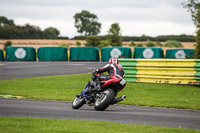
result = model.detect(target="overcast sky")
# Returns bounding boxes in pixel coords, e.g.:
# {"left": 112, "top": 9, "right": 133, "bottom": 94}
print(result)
{"left": 0, "top": 0, "right": 197, "bottom": 38}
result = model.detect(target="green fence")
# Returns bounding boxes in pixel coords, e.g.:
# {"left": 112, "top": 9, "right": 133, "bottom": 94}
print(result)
{"left": 38, "top": 47, "right": 68, "bottom": 61}
{"left": 6, "top": 46, "right": 36, "bottom": 61}
{"left": 101, "top": 47, "right": 131, "bottom": 61}
{"left": 134, "top": 47, "right": 164, "bottom": 59}
{"left": 166, "top": 49, "right": 195, "bottom": 59}
{"left": 0, "top": 49, "right": 4, "bottom": 61}
{"left": 70, "top": 47, "right": 99, "bottom": 61}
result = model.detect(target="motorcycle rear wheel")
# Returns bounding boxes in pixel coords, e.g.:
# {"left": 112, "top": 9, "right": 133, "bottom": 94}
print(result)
{"left": 94, "top": 88, "right": 115, "bottom": 111}
{"left": 72, "top": 94, "right": 85, "bottom": 109}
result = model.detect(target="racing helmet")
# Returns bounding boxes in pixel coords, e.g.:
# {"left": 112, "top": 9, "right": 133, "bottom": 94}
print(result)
{"left": 109, "top": 58, "right": 119, "bottom": 64}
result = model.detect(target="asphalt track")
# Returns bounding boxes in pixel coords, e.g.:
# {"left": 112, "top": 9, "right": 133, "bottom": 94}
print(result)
{"left": 0, "top": 98, "right": 200, "bottom": 129}
{"left": 0, "top": 62, "right": 200, "bottom": 129}
{"left": 0, "top": 62, "right": 107, "bottom": 80}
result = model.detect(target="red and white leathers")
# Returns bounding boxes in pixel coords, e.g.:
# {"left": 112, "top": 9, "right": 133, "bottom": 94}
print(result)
{"left": 96, "top": 63, "right": 125, "bottom": 78}
{"left": 108, "top": 58, "right": 119, "bottom": 65}
{"left": 94, "top": 63, "right": 125, "bottom": 85}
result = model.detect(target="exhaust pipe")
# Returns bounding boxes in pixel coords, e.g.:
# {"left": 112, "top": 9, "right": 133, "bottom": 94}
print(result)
{"left": 111, "top": 95, "right": 126, "bottom": 105}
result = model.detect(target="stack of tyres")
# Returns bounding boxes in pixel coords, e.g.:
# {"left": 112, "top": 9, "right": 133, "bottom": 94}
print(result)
{"left": 0, "top": 49, "right": 4, "bottom": 61}
{"left": 38, "top": 47, "right": 68, "bottom": 61}
{"left": 6, "top": 46, "right": 36, "bottom": 61}
{"left": 134, "top": 47, "right": 164, "bottom": 59}
{"left": 119, "top": 58, "right": 200, "bottom": 85}
{"left": 101, "top": 47, "right": 131, "bottom": 61}
{"left": 166, "top": 49, "right": 195, "bottom": 59}
{"left": 70, "top": 47, "right": 99, "bottom": 61}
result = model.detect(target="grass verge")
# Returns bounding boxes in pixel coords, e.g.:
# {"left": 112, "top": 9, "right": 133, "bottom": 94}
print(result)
{"left": 0, "top": 117, "right": 199, "bottom": 133}
{"left": 0, "top": 73, "right": 200, "bottom": 110}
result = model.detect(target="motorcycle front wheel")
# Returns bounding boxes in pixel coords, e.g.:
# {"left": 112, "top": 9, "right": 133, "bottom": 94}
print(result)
{"left": 94, "top": 88, "right": 115, "bottom": 111}
{"left": 72, "top": 94, "right": 85, "bottom": 109}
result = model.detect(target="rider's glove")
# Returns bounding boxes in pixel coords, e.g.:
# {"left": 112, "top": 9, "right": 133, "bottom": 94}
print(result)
{"left": 92, "top": 69, "right": 98, "bottom": 75}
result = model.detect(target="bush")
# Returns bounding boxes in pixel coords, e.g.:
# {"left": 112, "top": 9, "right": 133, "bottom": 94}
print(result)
{"left": 155, "top": 41, "right": 163, "bottom": 47}
{"left": 128, "top": 40, "right": 136, "bottom": 47}
{"left": 145, "top": 40, "right": 155, "bottom": 47}
{"left": 3, "top": 40, "right": 12, "bottom": 50}
{"left": 85, "top": 35, "right": 101, "bottom": 47}
{"left": 98, "top": 40, "right": 110, "bottom": 49}
{"left": 58, "top": 42, "right": 70, "bottom": 47}
{"left": 164, "top": 40, "right": 183, "bottom": 48}
{"left": 136, "top": 43, "right": 143, "bottom": 47}
{"left": 76, "top": 41, "right": 81, "bottom": 47}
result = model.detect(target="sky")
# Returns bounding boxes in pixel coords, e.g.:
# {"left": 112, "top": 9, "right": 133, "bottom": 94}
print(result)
{"left": 0, "top": 0, "right": 197, "bottom": 38}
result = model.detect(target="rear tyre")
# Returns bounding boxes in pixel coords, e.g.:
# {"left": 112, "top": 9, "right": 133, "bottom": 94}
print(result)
{"left": 94, "top": 88, "right": 115, "bottom": 111}
{"left": 72, "top": 94, "right": 85, "bottom": 109}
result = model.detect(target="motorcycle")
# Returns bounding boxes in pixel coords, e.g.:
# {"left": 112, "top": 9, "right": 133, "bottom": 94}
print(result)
{"left": 72, "top": 73, "right": 126, "bottom": 111}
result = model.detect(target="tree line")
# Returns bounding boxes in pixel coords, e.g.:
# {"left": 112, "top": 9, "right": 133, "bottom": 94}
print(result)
{"left": 72, "top": 34, "right": 195, "bottom": 42}
{"left": 73, "top": 10, "right": 195, "bottom": 42}
{"left": 0, "top": 16, "right": 68, "bottom": 39}
{"left": 0, "top": 15, "right": 195, "bottom": 42}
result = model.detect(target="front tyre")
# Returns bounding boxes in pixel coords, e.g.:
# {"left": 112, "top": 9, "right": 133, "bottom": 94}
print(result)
{"left": 72, "top": 95, "right": 85, "bottom": 109}
{"left": 94, "top": 88, "right": 115, "bottom": 111}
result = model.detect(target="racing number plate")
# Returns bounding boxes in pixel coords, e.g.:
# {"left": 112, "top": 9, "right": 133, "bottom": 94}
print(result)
{"left": 119, "top": 79, "right": 126, "bottom": 86}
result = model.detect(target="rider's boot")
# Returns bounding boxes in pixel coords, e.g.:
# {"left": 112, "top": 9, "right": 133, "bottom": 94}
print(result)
{"left": 85, "top": 98, "right": 94, "bottom": 106}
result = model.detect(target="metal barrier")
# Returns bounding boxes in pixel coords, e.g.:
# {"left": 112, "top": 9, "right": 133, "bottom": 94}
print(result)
{"left": 119, "top": 59, "right": 200, "bottom": 85}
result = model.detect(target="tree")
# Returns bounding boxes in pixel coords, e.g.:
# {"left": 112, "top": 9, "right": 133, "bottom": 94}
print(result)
{"left": 0, "top": 16, "right": 64, "bottom": 39}
{"left": 74, "top": 10, "right": 101, "bottom": 36}
{"left": 183, "top": 0, "right": 200, "bottom": 58}
{"left": 85, "top": 35, "right": 101, "bottom": 47}
{"left": 108, "top": 23, "right": 121, "bottom": 35}
{"left": 196, "top": 20, "right": 200, "bottom": 58}
{"left": 106, "top": 23, "right": 122, "bottom": 46}
{"left": 43, "top": 27, "right": 60, "bottom": 39}
{"left": 0, "top": 24, "right": 18, "bottom": 39}
{"left": 0, "top": 16, "right": 14, "bottom": 25}
{"left": 183, "top": 0, "right": 200, "bottom": 25}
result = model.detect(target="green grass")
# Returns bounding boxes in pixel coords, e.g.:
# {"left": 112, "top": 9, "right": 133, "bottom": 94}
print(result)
{"left": 118, "top": 82, "right": 200, "bottom": 109}
{"left": 0, "top": 73, "right": 200, "bottom": 110}
{"left": 0, "top": 74, "right": 91, "bottom": 101}
{"left": 0, "top": 117, "right": 199, "bottom": 133}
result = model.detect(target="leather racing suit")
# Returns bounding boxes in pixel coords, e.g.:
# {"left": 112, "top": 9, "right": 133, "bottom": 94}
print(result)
{"left": 93, "top": 63, "right": 125, "bottom": 89}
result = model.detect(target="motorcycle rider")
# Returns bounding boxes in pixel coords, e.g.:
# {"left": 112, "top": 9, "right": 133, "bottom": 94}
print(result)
{"left": 73, "top": 58, "right": 126, "bottom": 109}
{"left": 86, "top": 58, "right": 125, "bottom": 94}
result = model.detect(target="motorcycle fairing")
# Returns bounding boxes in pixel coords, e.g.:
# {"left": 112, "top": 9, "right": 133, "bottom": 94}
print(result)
{"left": 101, "top": 75, "right": 121, "bottom": 87}
{"left": 100, "top": 75, "right": 126, "bottom": 92}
